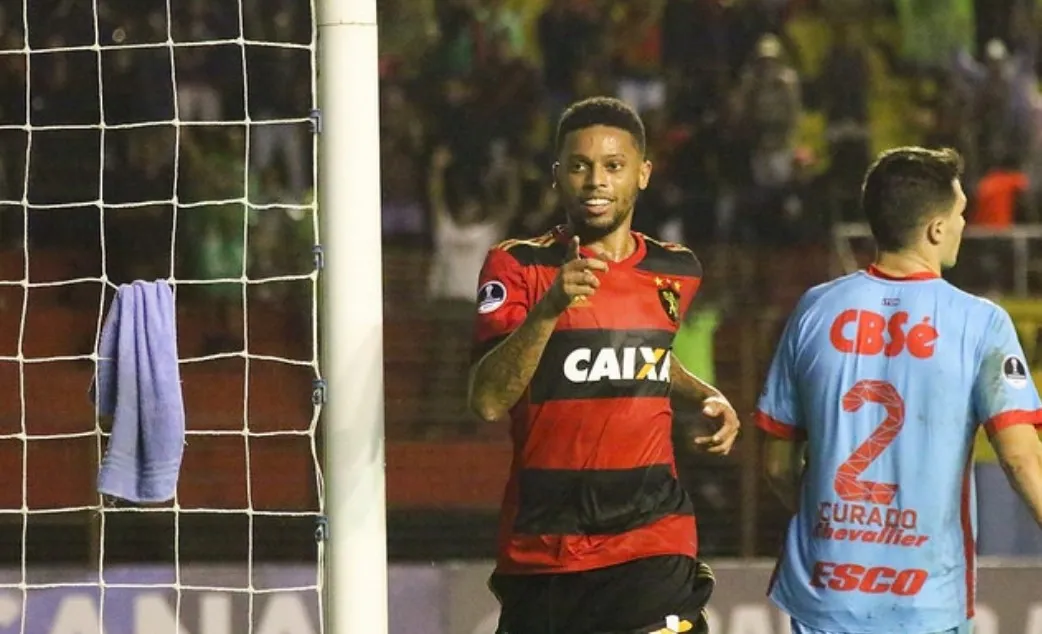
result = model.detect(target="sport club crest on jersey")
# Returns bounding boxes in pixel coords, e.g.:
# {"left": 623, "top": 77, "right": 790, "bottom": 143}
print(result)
{"left": 655, "top": 277, "right": 682, "bottom": 323}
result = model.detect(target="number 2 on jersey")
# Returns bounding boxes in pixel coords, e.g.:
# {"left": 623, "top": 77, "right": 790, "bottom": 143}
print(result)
{"left": 834, "top": 380, "right": 905, "bottom": 505}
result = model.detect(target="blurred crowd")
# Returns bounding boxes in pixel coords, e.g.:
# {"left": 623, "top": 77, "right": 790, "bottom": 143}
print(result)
{"left": 378, "top": 0, "right": 1042, "bottom": 308}
{"left": 0, "top": 0, "right": 311, "bottom": 332}
{"left": 374, "top": 0, "right": 1042, "bottom": 434}
{"left": 3, "top": 0, "right": 1041, "bottom": 310}
{"left": 0, "top": 0, "right": 315, "bottom": 351}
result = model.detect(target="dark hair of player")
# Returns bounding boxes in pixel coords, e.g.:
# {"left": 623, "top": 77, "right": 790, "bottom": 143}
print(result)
{"left": 554, "top": 96, "right": 647, "bottom": 157}
{"left": 860, "top": 146, "right": 964, "bottom": 253}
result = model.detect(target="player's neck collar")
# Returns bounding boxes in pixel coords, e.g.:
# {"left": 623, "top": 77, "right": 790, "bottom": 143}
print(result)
{"left": 555, "top": 225, "right": 646, "bottom": 267}
{"left": 865, "top": 264, "right": 940, "bottom": 281}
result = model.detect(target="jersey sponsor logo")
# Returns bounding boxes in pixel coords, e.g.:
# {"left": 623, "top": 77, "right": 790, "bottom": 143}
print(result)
{"left": 814, "top": 502, "right": 929, "bottom": 548}
{"left": 563, "top": 346, "right": 671, "bottom": 383}
{"left": 829, "top": 309, "right": 938, "bottom": 359}
{"left": 476, "top": 280, "right": 507, "bottom": 314}
{"left": 530, "top": 330, "right": 675, "bottom": 403}
{"left": 810, "top": 561, "right": 928, "bottom": 597}
{"left": 1003, "top": 354, "right": 1029, "bottom": 389}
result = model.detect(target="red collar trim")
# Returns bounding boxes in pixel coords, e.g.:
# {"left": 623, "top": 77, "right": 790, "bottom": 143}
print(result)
{"left": 554, "top": 226, "right": 647, "bottom": 267}
{"left": 866, "top": 264, "right": 940, "bottom": 281}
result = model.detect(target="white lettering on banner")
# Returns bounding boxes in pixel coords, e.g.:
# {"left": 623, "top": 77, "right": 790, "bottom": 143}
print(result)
{"left": 135, "top": 594, "right": 188, "bottom": 634}
{"left": 471, "top": 600, "right": 1042, "bottom": 634}
{"left": 973, "top": 605, "right": 997, "bottom": 634}
{"left": 52, "top": 596, "right": 102, "bottom": 634}
{"left": 16, "top": 567, "right": 1042, "bottom": 634}
{"left": 0, "top": 593, "right": 18, "bottom": 627}
{"left": 702, "top": 607, "right": 720, "bottom": 633}
{"left": 1027, "top": 604, "right": 1042, "bottom": 634}
{"left": 0, "top": 590, "right": 316, "bottom": 634}
{"left": 255, "top": 594, "right": 316, "bottom": 634}
{"left": 200, "top": 593, "right": 232, "bottom": 634}
{"left": 682, "top": 605, "right": 790, "bottom": 634}
{"left": 471, "top": 610, "right": 499, "bottom": 634}
{"left": 699, "top": 602, "right": 1042, "bottom": 634}
{"left": 727, "top": 605, "right": 775, "bottom": 634}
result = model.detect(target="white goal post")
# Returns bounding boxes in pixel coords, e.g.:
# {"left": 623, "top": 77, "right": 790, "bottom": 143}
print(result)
{"left": 316, "top": 0, "right": 389, "bottom": 633}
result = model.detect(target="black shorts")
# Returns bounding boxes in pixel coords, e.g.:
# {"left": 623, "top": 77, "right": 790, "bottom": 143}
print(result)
{"left": 489, "top": 555, "right": 714, "bottom": 634}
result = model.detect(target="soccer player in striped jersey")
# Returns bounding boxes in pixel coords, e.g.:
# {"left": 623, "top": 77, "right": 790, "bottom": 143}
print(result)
{"left": 468, "top": 97, "right": 740, "bottom": 634}
{"left": 757, "top": 146, "right": 1042, "bottom": 634}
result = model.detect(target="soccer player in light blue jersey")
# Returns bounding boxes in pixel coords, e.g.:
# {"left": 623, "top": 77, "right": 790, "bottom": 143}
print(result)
{"left": 756, "top": 146, "right": 1042, "bottom": 634}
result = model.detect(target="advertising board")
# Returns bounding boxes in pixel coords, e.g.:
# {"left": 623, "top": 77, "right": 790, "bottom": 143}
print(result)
{"left": 3, "top": 561, "right": 1041, "bottom": 633}
{"left": 443, "top": 560, "right": 1042, "bottom": 634}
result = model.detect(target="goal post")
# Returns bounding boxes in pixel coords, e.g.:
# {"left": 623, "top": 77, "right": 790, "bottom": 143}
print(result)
{"left": 316, "top": 0, "right": 389, "bottom": 633}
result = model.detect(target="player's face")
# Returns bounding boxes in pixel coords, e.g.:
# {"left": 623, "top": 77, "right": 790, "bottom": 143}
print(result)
{"left": 937, "top": 179, "right": 968, "bottom": 269}
{"left": 554, "top": 125, "right": 652, "bottom": 239}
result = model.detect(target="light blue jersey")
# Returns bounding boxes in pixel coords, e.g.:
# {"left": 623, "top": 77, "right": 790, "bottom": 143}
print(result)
{"left": 756, "top": 267, "right": 1042, "bottom": 634}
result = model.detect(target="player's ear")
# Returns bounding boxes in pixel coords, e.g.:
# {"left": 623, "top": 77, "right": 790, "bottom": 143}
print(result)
{"left": 925, "top": 214, "right": 945, "bottom": 246}
{"left": 639, "top": 159, "right": 653, "bottom": 191}
{"left": 551, "top": 161, "right": 560, "bottom": 189}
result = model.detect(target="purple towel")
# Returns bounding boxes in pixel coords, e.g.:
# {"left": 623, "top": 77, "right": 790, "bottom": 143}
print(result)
{"left": 91, "top": 280, "right": 185, "bottom": 503}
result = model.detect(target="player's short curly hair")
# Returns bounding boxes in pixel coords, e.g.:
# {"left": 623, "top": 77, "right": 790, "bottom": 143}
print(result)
{"left": 554, "top": 96, "right": 646, "bottom": 157}
{"left": 860, "top": 146, "right": 964, "bottom": 253}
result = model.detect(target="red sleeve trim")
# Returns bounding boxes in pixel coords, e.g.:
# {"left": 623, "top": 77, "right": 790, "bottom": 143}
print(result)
{"left": 983, "top": 408, "right": 1042, "bottom": 437}
{"left": 755, "top": 410, "right": 807, "bottom": 441}
{"left": 678, "top": 277, "right": 703, "bottom": 324}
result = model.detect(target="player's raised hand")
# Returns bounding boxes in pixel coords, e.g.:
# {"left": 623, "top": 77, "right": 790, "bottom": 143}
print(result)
{"left": 544, "top": 236, "right": 609, "bottom": 314}
{"left": 693, "top": 395, "right": 741, "bottom": 455}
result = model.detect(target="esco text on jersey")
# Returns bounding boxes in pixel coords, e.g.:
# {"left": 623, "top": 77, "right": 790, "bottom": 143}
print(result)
{"left": 563, "top": 347, "right": 672, "bottom": 383}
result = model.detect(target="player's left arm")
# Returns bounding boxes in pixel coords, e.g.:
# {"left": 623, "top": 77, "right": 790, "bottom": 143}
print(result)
{"left": 666, "top": 247, "right": 741, "bottom": 455}
{"left": 974, "top": 306, "right": 1042, "bottom": 527}
{"left": 670, "top": 357, "right": 741, "bottom": 455}
{"left": 972, "top": 306, "right": 1042, "bottom": 435}
{"left": 756, "top": 311, "right": 807, "bottom": 512}
{"left": 763, "top": 435, "right": 806, "bottom": 513}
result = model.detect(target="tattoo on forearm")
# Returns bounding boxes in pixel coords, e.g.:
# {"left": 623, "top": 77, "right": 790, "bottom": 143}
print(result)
{"left": 473, "top": 312, "right": 557, "bottom": 414}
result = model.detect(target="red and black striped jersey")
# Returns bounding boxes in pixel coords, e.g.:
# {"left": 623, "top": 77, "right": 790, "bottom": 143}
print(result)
{"left": 471, "top": 225, "right": 704, "bottom": 575}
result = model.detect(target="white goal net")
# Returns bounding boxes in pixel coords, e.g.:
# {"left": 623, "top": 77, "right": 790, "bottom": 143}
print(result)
{"left": 0, "top": 1, "right": 323, "bottom": 632}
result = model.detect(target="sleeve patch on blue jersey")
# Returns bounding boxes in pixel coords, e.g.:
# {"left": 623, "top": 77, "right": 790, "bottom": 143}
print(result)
{"left": 1002, "top": 354, "right": 1029, "bottom": 389}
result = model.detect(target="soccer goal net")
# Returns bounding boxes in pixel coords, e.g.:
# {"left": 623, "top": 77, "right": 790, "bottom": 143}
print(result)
{"left": 0, "top": 1, "right": 325, "bottom": 632}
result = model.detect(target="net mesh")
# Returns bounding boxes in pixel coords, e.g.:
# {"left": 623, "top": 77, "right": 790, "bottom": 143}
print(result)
{"left": 0, "top": 0, "right": 322, "bottom": 631}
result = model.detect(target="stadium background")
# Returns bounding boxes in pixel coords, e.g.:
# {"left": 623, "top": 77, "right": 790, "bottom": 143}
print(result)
{"left": 3, "top": 0, "right": 1042, "bottom": 632}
